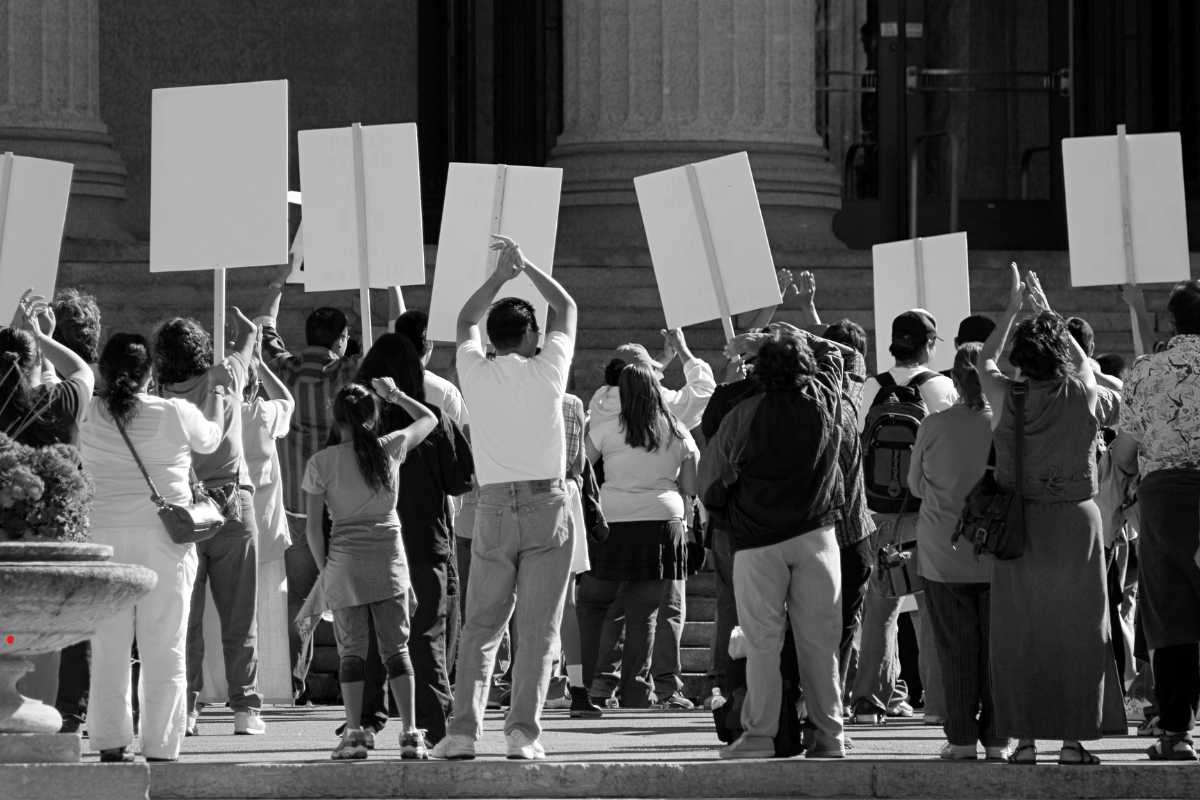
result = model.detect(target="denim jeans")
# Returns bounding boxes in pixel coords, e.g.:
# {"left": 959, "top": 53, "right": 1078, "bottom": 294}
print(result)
{"left": 447, "top": 479, "right": 572, "bottom": 741}
{"left": 186, "top": 488, "right": 261, "bottom": 712}
{"left": 576, "top": 575, "right": 663, "bottom": 706}
{"left": 848, "top": 513, "right": 911, "bottom": 714}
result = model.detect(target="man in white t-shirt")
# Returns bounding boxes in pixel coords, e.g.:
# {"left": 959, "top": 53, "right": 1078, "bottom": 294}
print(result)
{"left": 431, "top": 235, "right": 577, "bottom": 761}
{"left": 850, "top": 309, "right": 957, "bottom": 726}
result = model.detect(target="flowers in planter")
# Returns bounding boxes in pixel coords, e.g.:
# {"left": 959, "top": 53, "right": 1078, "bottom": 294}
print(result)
{"left": 0, "top": 432, "right": 93, "bottom": 542}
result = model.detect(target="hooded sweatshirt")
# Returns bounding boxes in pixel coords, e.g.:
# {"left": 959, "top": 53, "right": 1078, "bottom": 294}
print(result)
{"left": 587, "top": 356, "right": 716, "bottom": 433}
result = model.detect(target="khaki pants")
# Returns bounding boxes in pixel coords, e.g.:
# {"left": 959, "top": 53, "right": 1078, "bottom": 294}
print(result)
{"left": 733, "top": 525, "right": 843, "bottom": 747}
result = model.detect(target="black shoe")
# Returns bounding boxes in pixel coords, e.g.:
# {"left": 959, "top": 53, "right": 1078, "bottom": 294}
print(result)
{"left": 58, "top": 715, "right": 84, "bottom": 735}
{"left": 100, "top": 747, "right": 134, "bottom": 764}
{"left": 569, "top": 687, "right": 603, "bottom": 719}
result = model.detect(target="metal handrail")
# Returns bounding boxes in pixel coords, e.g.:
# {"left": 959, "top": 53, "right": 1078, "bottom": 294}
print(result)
{"left": 1019, "top": 146, "right": 1052, "bottom": 199}
{"left": 909, "top": 130, "right": 961, "bottom": 239}
{"left": 906, "top": 66, "right": 1071, "bottom": 96}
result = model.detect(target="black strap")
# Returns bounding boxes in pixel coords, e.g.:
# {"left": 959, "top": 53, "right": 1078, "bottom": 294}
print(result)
{"left": 114, "top": 417, "right": 167, "bottom": 508}
{"left": 875, "top": 372, "right": 896, "bottom": 388}
{"left": 906, "top": 371, "right": 937, "bottom": 389}
{"left": 1013, "top": 381, "right": 1027, "bottom": 502}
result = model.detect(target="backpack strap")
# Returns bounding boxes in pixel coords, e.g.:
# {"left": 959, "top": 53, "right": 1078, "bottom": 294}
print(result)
{"left": 906, "top": 370, "right": 937, "bottom": 389}
{"left": 875, "top": 372, "right": 897, "bottom": 388}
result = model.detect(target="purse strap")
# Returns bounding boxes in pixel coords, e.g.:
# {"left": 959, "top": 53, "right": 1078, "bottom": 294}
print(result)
{"left": 1012, "top": 380, "right": 1028, "bottom": 502}
{"left": 113, "top": 417, "right": 168, "bottom": 509}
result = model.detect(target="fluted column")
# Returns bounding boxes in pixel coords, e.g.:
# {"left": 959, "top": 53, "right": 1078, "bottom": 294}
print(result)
{"left": 0, "top": 0, "right": 129, "bottom": 240}
{"left": 550, "top": 0, "right": 841, "bottom": 249}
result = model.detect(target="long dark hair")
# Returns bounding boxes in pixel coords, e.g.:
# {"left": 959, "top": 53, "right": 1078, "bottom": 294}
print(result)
{"left": 356, "top": 333, "right": 428, "bottom": 435}
{"left": 952, "top": 342, "right": 986, "bottom": 412}
{"left": 332, "top": 383, "right": 392, "bottom": 492}
{"left": 0, "top": 327, "right": 37, "bottom": 432}
{"left": 100, "top": 333, "right": 152, "bottom": 427}
{"left": 617, "top": 362, "right": 680, "bottom": 452}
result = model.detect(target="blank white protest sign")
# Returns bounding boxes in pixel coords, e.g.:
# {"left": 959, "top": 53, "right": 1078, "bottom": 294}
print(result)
{"left": 297, "top": 123, "right": 425, "bottom": 292}
{"left": 1062, "top": 132, "right": 1190, "bottom": 287}
{"left": 150, "top": 80, "right": 289, "bottom": 272}
{"left": 427, "top": 163, "right": 562, "bottom": 343}
{"left": 0, "top": 153, "right": 74, "bottom": 313}
{"left": 634, "top": 152, "right": 780, "bottom": 333}
{"left": 871, "top": 232, "right": 971, "bottom": 374}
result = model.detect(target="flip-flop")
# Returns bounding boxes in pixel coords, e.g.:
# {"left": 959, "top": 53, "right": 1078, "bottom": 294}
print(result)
{"left": 1059, "top": 743, "right": 1101, "bottom": 766}
{"left": 1006, "top": 743, "right": 1037, "bottom": 765}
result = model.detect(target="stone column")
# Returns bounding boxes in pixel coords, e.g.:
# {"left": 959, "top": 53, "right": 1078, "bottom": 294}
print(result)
{"left": 549, "top": 0, "right": 841, "bottom": 249}
{"left": 0, "top": 0, "right": 128, "bottom": 240}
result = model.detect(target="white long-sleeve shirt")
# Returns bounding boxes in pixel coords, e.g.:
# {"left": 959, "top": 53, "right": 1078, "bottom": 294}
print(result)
{"left": 588, "top": 357, "right": 716, "bottom": 433}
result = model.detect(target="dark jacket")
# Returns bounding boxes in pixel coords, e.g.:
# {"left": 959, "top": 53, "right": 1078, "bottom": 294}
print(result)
{"left": 700, "top": 378, "right": 761, "bottom": 440}
{"left": 700, "top": 336, "right": 846, "bottom": 552}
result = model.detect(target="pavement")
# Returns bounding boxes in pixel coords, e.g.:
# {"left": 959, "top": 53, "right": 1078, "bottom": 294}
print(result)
{"left": 5, "top": 704, "right": 1183, "bottom": 800}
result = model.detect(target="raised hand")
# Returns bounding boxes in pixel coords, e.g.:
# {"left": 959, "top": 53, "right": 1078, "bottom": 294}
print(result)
{"left": 1006, "top": 262, "right": 1026, "bottom": 312}
{"left": 1024, "top": 269, "right": 1050, "bottom": 313}
{"left": 488, "top": 234, "right": 524, "bottom": 282}
{"left": 723, "top": 331, "right": 769, "bottom": 362}
{"left": 370, "top": 376, "right": 403, "bottom": 402}
{"left": 795, "top": 270, "right": 816, "bottom": 305}
{"left": 1121, "top": 283, "right": 1146, "bottom": 310}
{"left": 777, "top": 268, "right": 798, "bottom": 298}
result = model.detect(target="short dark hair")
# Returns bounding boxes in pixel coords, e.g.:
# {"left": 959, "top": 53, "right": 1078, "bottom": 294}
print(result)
{"left": 1009, "top": 311, "right": 1072, "bottom": 382}
{"left": 753, "top": 331, "right": 816, "bottom": 391}
{"left": 604, "top": 358, "right": 626, "bottom": 387}
{"left": 1096, "top": 353, "right": 1126, "bottom": 377}
{"left": 953, "top": 314, "right": 996, "bottom": 347}
{"left": 887, "top": 341, "right": 923, "bottom": 364}
{"left": 306, "top": 307, "right": 348, "bottom": 350}
{"left": 486, "top": 298, "right": 537, "bottom": 350}
{"left": 822, "top": 318, "right": 867, "bottom": 356}
{"left": 1066, "top": 316, "right": 1095, "bottom": 357}
{"left": 394, "top": 310, "right": 431, "bottom": 356}
{"left": 1167, "top": 279, "right": 1200, "bottom": 335}
{"left": 52, "top": 288, "right": 101, "bottom": 363}
{"left": 153, "top": 318, "right": 212, "bottom": 386}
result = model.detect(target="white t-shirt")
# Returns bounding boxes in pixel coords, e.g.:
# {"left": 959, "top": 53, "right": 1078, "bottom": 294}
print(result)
{"left": 80, "top": 395, "right": 222, "bottom": 534}
{"left": 457, "top": 330, "right": 574, "bottom": 486}
{"left": 424, "top": 371, "right": 469, "bottom": 429}
{"left": 858, "top": 365, "right": 958, "bottom": 433}
{"left": 589, "top": 415, "right": 699, "bottom": 522}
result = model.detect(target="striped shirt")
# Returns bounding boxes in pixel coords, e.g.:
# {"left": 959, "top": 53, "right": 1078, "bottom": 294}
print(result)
{"left": 563, "top": 393, "right": 585, "bottom": 480}
{"left": 260, "top": 319, "right": 359, "bottom": 514}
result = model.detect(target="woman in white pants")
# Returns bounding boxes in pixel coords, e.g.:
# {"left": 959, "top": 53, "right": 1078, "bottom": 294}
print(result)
{"left": 79, "top": 333, "right": 222, "bottom": 762}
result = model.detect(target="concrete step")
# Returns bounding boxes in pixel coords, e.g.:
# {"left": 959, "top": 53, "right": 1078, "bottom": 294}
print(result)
{"left": 685, "top": 570, "right": 716, "bottom": 598}
{"left": 682, "top": 620, "right": 714, "bottom": 648}
{"left": 680, "top": 646, "right": 710, "bottom": 674}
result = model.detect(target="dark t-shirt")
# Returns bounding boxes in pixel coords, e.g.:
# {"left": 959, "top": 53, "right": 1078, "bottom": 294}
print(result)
{"left": 13, "top": 377, "right": 89, "bottom": 447}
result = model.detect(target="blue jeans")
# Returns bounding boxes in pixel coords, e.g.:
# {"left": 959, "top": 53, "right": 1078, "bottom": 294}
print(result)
{"left": 849, "top": 513, "right": 909, "bottom": 714}
{"left": 447, "top": 479, "right": 572, "bottom": 741}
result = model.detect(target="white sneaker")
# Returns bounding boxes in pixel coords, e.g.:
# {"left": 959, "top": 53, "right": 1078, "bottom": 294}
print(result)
{"left": 505, "top": 730, "right": 546, "bottom": 760}
{"left": 234, "top": 709, "right": 266, "bottom": 735}
{"left": 429, "top": 734, "right": 476, "bottom": 760}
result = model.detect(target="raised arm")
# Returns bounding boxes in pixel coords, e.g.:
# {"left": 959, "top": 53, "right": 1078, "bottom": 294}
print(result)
{"left": 456, "top": 240, "right": 523, "bottom": 345}
{"left": 258, "top": 264, "right": 292, "bottom": 322}
{"left": 371, "top": 378, "right": 438, "bottom": 457}
{"left": 493, "top": 235, "right": 577, "bottom": 340}
{"left": 795, "top": 270, "right": 822, "bottom": 327}
{"left": 979, "top": 263, "right": 1024, "bottom": 428}
{"left": 20, "top": 300, "right": 94, "bottom": 397}
{"left": 230, "top": 306, "right": 258, "bottom": 366}
{"left": 1066, "top": 330, "right": 1100, "bottom": 416}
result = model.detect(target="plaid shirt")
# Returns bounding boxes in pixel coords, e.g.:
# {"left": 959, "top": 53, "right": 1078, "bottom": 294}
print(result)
{"left": 260, "top": 319, "right": 359, "bottom": 514}
{"left": 563, "top": 393, "right": 585, "bottom": 481}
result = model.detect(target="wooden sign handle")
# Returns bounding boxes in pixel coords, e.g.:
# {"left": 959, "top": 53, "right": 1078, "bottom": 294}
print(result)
{"left": 352, "top": 123, "right": 373, "bottom": 351}
{"left": 1116, "top": 124, "right": 1144, "bottom": 356}
{"left": 0, "top": 153, "right": 13, "bottom": 273}
{"left": 912, "top": 237, "right": 927, "bottom": 310}
{"left": 686, "top": 164, "right": 735, "bottom": 344}
{"left": 213, "top": 268, "right": 227, "bottom": 364}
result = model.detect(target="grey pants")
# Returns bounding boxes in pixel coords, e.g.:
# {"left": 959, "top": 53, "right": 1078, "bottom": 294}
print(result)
{"left": 186, "top": 488, "right": 261, "bottom": 712}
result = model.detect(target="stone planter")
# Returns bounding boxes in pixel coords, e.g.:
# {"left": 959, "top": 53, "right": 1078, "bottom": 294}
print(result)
{"left": 0, "top": 542, "right": 155, "bottom": 741}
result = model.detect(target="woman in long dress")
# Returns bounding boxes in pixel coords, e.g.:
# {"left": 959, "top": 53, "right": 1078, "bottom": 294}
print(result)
{"left": 979, "top": 266, "right": 1111, "bottom": 766}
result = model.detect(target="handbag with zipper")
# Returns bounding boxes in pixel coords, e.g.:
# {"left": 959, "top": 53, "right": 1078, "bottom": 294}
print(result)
{"left": 115, "top": 419, "right": 225, "bottom": 545}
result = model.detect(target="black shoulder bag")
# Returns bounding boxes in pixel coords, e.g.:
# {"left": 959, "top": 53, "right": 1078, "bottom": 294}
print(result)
{"left": 952, "top": 381, "right": 1027, "bottom": 560}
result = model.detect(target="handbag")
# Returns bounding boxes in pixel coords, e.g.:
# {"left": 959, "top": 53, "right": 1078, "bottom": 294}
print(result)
{"left": 115, "top": 419, "right": 225, "bottom": 545}
{"left": 686, "top": 501, "right": 706, "bottom": 575}
{"left": 952, "top": 381, "right": 1028, "bottom": 560}
{"left": 878, "top": 538, "right": 923, "bottom": 597}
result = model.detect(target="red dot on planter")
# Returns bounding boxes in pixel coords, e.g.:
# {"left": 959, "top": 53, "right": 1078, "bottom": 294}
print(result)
{"left": 3, "top": 635, "right": 13, "bottom": 646}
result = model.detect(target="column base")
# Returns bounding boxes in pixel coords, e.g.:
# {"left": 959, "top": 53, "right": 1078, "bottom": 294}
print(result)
{"left": 0, "top": 733, "right": 81, "bottom": 764}
{"left": 0, "top": 126, "right": 131, "bottom": 241}
{"left": 548, "top": 140, "right": 843, "bottom": 250}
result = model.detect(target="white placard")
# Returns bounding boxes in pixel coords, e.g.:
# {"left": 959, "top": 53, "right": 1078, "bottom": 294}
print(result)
{"left": 634, "top": 152, "right": 780, "bottom": 333}
{"left": 0, "top": 153, "right": 74, "bottom": 313}
{"left": 150, "top": 80, "right": 289, "bottom": 272}
{"left": 427, "top": 163, "right": 563, "bottom": 343}
{"left": 297, "top": 123, "right": 424, "bottom": 292}
{"left": 1062, "top": 131, "right": 1190, "bottom": 287}
{"left": 871, "top": 232, "right": 971, "bottom": 373}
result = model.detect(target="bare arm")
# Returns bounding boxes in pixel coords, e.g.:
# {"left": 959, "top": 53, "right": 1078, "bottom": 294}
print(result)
{"left": 230, "top": 306, "right": 258, "bottom": 366}
{"left": 255, "top": 354, "right": 293, "bottom": 407}
{"left": 1067, "top": 331, "right": 1100, "bottom": 416}
{"left": 795, "top": 270, "right": 822, "bottom": 327}
{"left": 677, "top": 449, "right": 699, "bottom": 498}
{"left": 492, "top": 235, "right": 577, "bottom": 339}
{"left": 456, "top": 246, "right": 520, "bottom": 345}
{"left": 371, "top": 378, "right": 438, "bottom": 457}
{"left": 21, "top": 304, "right": 94, "bottom": 395}
{"left": 305, "top": 492, "right": 327, "bottom": 571}
{"left": 979, "top": 263, "right": 1025, "bottom": 428}
{"left": 257, "top": 264, "right": 291, "bottom": 321}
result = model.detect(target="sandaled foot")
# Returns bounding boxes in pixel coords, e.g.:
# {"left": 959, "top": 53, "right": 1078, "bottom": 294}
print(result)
{"left": 1006, "top": 743, "right": 1037, "bottom": 764}
{"left": 1147, "top": 733, "right": 1198, "bottom": 761}
{"left": 1059, "top": 742, "right": 1101, "bottom": 766}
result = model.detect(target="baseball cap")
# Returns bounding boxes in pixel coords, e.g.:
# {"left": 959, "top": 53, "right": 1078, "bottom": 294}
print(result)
{"left": 891, "top": 309, "right": 940, "bottom": 348}
{"left": 954, "top": 314, "right": 996, "bottom": 345}
{"left": 613, "top": 342, "right": 665, "bottom": 373}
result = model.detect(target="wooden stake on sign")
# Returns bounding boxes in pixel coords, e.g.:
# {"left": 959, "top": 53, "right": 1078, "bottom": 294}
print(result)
{"left": 351, "top": 123, "right": 373, "bottom": 351}
{"left": 912, "top": 237, "right": 927, "bottom": 309}
{"left": 213, "top": 268, "right": 227, "bottom": 363}
{"left": 489, "top": 164, "right": 509, "bottom": 263}
{"left": 685, "top": 164, "right": 736, "bottom": 343}
{"left": 1115, "top": 124, "right": 1144, "bottom": 357}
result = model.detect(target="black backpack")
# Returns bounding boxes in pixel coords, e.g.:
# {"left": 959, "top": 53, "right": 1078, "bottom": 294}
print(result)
{"left": 861, "top": 371, "right": 935, "bottom": 514}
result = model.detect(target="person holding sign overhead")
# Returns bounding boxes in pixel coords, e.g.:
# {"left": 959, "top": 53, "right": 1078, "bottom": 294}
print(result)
{"left": 431, "top": 234, "right": 577, "bottom": 761}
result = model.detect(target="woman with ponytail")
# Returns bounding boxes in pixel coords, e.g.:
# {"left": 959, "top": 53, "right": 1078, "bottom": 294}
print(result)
{"left": 907, "top": 342, "right": 1007, "bottom": 761}
{"left": 302, "top": 378, "right": 437, "bottom": 761}
{"left": 580, "top": 362, "right": 699, "bottom": 708}
{"left": 1, "top": 295, "right": 95, "bottom": 445}
{"left": 78, "top": 333, "right": 223, "bottom": 762}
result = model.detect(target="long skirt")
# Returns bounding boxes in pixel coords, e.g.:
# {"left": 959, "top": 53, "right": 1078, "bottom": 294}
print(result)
{"left": 990, "top": 498, "right": 1110, "bottom": 740}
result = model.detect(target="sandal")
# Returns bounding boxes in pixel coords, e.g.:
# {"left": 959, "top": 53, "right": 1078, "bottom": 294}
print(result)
{"left": 1147, "top": 733, "right": 1198, "bottom": 761}
{"left": 1058, "top": 742, "right": 1101, "bottom": 766}
{"left": 99, "top": 747, "right": 134, "bottom": 764}
{"left": 1006, "top": 743, "right": 1037, "bottom": 764}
